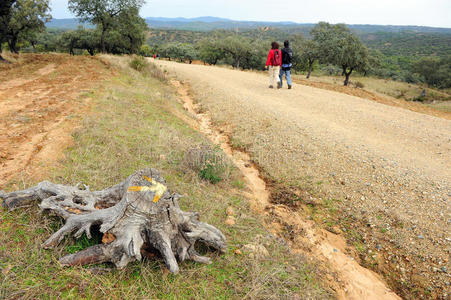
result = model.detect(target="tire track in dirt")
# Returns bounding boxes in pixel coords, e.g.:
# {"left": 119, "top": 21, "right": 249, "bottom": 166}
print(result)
{"left": 0, "top": 54, "right": 112, "bottom": 187}
{"left": 170, "top": 78, "right": 400, "bottom": 300}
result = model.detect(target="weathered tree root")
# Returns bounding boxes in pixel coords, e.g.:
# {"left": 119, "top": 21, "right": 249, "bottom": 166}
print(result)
{"left": 0, "top": 168, "right": 227, "bottom": 273}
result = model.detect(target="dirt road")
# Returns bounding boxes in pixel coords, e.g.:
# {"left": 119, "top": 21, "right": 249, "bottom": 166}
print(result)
{"left": 157, "top": 60, "right": 450, "bottom": 299}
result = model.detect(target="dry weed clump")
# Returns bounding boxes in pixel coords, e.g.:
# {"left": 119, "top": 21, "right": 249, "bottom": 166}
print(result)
{"left": 147, "top": 61, "right": 167, "bottom": 82}
{"left": 353, "top": 81, "right": 365, "bottom": 89}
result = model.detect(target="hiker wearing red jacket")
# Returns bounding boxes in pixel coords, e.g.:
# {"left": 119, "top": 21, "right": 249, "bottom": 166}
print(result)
{"left": 265, "top": 42, "right": 282, "bottom": 89}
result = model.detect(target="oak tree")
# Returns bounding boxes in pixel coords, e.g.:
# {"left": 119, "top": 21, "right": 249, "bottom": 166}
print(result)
{"left": 3, "top": 0, "right": 51, "bottom": 54}
{"left": 68, "top": 0, "right": 145, "bottom": 53}
{"left": 0, "top": 0, "right": 16, "bottom": 59}
{"left": 312, "top": 22, "right": 369, "bottom": 86}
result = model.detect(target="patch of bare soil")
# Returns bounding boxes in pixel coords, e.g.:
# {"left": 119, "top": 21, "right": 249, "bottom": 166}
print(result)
{"left": 170, "top": 79, "right": 400, "bottom": 300}
{"left": 293, "top": 78, "right": 451, "bottom": 120}
{"left": 0, "top": 54, "right": 112, "bottom": 186}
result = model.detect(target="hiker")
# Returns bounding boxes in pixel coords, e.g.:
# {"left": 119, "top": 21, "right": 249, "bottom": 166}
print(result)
{"left": 265, "top": 42, "right": 282, "bottom": 89}
{"left": 279, "top": 40, "right": 293, "bottom": 89}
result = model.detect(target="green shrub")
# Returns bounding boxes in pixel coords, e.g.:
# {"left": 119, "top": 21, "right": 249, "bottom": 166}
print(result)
{"left": 129, "top": 56, "right": 148, "bottom": 71}
{"left": 198, "top": 163, "right": 223, "bottom": 184}
{"left": 412, "top": 95, "right": 427, "bottom": 102}
{"left": 140, "top": 44, "right": 153, "bottom": 57}
{"left": 183, "top": 145, "right": 228, "bottom": 184}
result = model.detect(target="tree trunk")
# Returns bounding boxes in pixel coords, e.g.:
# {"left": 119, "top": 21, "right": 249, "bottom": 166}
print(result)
{"left": 100, "top": 28, "right": 106, "bottom": 53}
{"left": 0, "top": 43, "right": 4, "bottom": 61}
{"left": 8, "top": 34, "right": 18, "bottom": 54}
{"left": 0, "top": 168, "right": 226, "bottom": 273}
{"left": 307, "top": 60, "right": 313, "bottom": 79}
{"left": 344, "top": 69, "right": 353, "bottom": 86}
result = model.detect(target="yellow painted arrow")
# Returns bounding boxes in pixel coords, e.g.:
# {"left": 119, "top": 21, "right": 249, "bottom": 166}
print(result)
{"left": 127, "top": 176, "right": 167, "bottom": 203}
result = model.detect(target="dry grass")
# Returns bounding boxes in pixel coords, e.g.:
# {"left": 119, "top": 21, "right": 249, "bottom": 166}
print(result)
{"left": 293, "top": 74, "right": 451, "bottom": 114}
{"left": 0, "top": 56, "right": 330, "bottom": 299}
{"left": 298, "top": 74, "right": 450, "bottom": 101}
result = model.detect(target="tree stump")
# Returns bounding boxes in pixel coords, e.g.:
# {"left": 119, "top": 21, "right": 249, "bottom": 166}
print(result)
{"left": 0, "top": 168, "right": 227, "bottom": 274}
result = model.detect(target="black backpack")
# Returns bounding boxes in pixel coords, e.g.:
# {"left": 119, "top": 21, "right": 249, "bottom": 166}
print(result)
{"left": 282, "top": 48, "right": 293, "bottom": 64}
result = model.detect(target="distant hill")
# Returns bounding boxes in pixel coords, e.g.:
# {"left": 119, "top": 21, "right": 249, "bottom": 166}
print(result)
{"left": 46, "top": 18, "right": 92, "bottom": 29}
{"left": 46, "top": 16, "right": 451, "bottom": 34}
{"left": 149, "top": 16, "right": 234, "bottom": 23}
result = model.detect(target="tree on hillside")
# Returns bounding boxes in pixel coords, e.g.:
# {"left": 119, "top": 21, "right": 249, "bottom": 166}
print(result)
{"left": 411, "top": 56, "right": 451, "bottom": 89}
{"left": 197, "top": 39, "right": 225, "bottom": 65}
{"left": 363, "top": 49, "right": 383, "bottom": 76}
{"left": 139, "top": 44, "right": 152, "bottom": 57}
{"left": 240, "top": 39, "right": 267, "bottom": 70}
{"left": 301, "top": 40, "right": 320, "bottom": 78}
{"left": 109, "top": 6, "right": 147, "bottom": 54}
{"left": 60, "top": 27, "right": 98, "bottom": 55}
{"left": 159, "top": 42, "right": 198, "bottom": 63}
{"left": 159, "top": 43, "right": 183, "bottom": 61}
{"left": 78, "top": 29, "right": 98, "bottom": 55}
{"left": 180, "top": 43, "right": 197, "bottom": 64}
{"left": 68, "top": 0, "right": 145, "bottom": 53}
{"left": 290, "top": 35, "right": 320, "bottom": 79}
{"left": 311, "top": 22, "right": 369, "bottom": 86}
{"left": 216, "top": 35, "right": 253, "bottom": 69}
{"left": 3, "top": 0, "right": 51, "bottom": 54}
{"left": 0, "top": 0, "right": 16, "bottom": 60}
{"left": 60, "top": 30, "right": 79, "bottom": 55}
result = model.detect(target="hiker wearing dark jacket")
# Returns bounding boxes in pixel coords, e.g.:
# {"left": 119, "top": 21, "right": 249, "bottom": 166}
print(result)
{"left": 279, "top": 40, "right": 293, "bottom": 89}
{"left": 265, "top": 42, "right": 282, "bottom": 88}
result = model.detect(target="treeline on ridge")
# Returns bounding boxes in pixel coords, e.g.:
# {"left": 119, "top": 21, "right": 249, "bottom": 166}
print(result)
{"left": 1, "top": 0, "right": 450, "bottom": 88}
{"left": 145, "top": 25, "right": 451, "bottom": 88}
{"left": 0, "top": 0, "right": 148, "bottom": 57}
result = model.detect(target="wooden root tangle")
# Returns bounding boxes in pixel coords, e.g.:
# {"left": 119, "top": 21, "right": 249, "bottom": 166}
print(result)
{"left": 0, "top": 168, "right": 227, "bottom": 274}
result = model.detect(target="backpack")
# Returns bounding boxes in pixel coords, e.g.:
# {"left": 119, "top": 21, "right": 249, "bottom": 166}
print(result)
{"left": 273, "top": 49, "right": 282, "bottom": 66}
{"left": 283, "top": 48, "right": 293, "bottom": 64}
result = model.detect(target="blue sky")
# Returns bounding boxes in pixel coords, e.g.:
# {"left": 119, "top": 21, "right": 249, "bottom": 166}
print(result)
{"left": 50, "top": 0, "right": 451, "bottom": 28}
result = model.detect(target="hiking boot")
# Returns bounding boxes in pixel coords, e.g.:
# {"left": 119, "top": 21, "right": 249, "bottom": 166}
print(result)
{"left": 288, "top": 85, "right": 292, "bottom": 89}
{"left": 269, "top": 85, "right": 274, "bottom": 89}
{"left": 277, "top": 82, "right": 282, "bottom": 89}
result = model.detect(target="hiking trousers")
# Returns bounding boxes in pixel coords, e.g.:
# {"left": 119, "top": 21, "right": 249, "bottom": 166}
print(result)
{"left": 268, "top": 66, "right": 280, "bottom": 87}
{"left": 279, "top": 68, "right": 292, "bottom": 87}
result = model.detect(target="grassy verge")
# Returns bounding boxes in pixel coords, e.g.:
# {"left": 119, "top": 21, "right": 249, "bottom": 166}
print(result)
{"left": 292, "top": 73, "right": 451, "bottom": 114}
{"left": 0, "top": 56, "right": 330, "bottom": 299}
